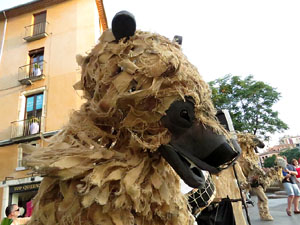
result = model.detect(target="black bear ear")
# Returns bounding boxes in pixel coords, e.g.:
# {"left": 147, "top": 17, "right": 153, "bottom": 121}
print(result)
{"left": 112, "top": 11, "right": 136, "bottom": 41}
{"left": 173, "top": 35, "right": 183, "bottom": 45}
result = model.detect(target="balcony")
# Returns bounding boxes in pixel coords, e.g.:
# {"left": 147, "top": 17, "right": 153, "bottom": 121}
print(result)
{"left": 11, "top": 116, "right": 44, "bottom": 140}
{"left": 24, "top": 22, "right": 49, "bottom": 42}
{"left": 18, "top": 61, "right": 46, "bottom": 85}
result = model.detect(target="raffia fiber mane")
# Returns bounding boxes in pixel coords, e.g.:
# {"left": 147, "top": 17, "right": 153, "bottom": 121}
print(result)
{"left": 25, "top": 30, "right": 228, "bottom": 225}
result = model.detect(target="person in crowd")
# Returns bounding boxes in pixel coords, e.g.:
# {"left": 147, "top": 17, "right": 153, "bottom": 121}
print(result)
{"left": 282, "top": 157, "right": 300, "bottom": 216}
{"left": 0, "top": 204, "right": 30, "bottom": 225}
{"left": 291, "top": 158, "right": 300, "bottom": 188}
{"left": 291, "top": 158, "right": 300, "bottom": 174}
{"left": 25, "top": 200, "right": 33, "bottom": 217}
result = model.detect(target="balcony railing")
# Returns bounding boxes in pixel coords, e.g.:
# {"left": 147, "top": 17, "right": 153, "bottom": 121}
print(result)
{"left": 11, "top": 116, "right": 44, "bottom": 139}
{"left": 18, "top": 61, "right": 46, "bottom": 85}
{"left": 24, "top": 21, "right": 49, "bottom": 42}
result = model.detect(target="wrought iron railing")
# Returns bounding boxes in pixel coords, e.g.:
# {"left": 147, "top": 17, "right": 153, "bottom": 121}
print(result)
{"left": 11, "top": 116, "right": 44, "bottom": 139}
{"left": 18, "top": 61, "right": 46, "bottom": 83}
{"left": 24, "top": 22, "right": 49, "bottom": 41}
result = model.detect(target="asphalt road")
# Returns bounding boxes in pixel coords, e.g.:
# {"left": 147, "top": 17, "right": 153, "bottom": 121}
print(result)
{"left": 246, "top": 195, "right": 300, "bottom": 225}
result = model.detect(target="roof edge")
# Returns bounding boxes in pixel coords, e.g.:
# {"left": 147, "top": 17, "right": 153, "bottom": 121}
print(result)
{"left": 0, "top": 0, "right": 68, "bottom": 21}
{"left": 0, "top": 0, "right": 40, "bottom": 13}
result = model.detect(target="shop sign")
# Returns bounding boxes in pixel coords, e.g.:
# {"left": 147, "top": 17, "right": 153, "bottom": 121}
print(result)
{"left": 9, "top": 182, "right": 40, "bottom": 194}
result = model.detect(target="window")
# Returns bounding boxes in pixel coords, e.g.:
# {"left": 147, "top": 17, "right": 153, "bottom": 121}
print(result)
{"left": 17, "top": 146, "right": 24, "bottom": 168}
{"left": 24, "top": 11, "right": 48, "bottom": 42}
{"left": 11, "top": 88, "right": 46, "bottom": 138}
{"left": 33, "top": 11, "right": 46, "bottom": 36}
{"left": 16, "top": 143, "right": 40, "bottom": 170}
{"left": 26, "top": 93, "right": 43, "bottom": 119}
{"left": 29, "top": 48, "right": 44, "bottom": 78}
{"left": 24, "top": 93, "right": 44, "bottom": 135}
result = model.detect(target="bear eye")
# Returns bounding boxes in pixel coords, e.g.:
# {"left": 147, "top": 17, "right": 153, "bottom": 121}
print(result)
{"left": 129, "top": 86, "right": 136, "bottom": 92}
{"left": 180, "top": 109, "right": 190, "bottom": 122}
{"left": 128, "top": 79, "right": 137, "bottom": 93}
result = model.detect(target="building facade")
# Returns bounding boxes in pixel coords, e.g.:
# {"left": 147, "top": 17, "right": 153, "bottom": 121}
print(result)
{"left": 0, "top": 0, "right": 106, "bottom": 219}
{"left": 259, "top": 150, "right": 280, "bottom": 165}
{"left": 279, "top": 135, "right": 300, "bottom": 148}
{"left": 259, "top": 144, "right": 295, "bottom": 165}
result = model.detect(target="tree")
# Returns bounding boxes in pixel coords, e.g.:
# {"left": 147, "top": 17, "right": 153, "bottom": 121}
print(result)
{"left": 208, "top": 74, "right": 288, "bottom": 141}
{"left": 263, "top": 155, "right": 276, "bottom": 168}
{"left": 279, "top": 148, "right": 300, "bottom": 164}
{"left": 262, "top": 148, "right": 300, "bottom": 168}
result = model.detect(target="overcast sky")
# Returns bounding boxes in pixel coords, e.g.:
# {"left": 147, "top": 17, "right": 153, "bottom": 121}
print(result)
{"left": 1, "top": 0, "right": 300, "bottom": 149}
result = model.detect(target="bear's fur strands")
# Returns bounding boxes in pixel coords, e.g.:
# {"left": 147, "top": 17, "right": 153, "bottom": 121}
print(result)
{"left": 24, "top": 30, "right": 230, "bottom": 225}
{"left": 237, "top": 133, "right": 282, "bottom": 190}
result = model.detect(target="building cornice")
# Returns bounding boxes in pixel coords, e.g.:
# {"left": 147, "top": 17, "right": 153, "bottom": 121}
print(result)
{"left": 0, "top": 0, "right": 68, "bottom": 20}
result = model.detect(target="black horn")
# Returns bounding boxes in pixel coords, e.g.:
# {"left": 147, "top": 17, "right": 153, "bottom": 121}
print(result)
{"left": 112, "top": 10, "right": 136, "bottom": 41}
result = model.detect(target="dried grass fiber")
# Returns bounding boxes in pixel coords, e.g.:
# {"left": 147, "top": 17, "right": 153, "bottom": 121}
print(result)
{"left": 25, "top": 30, "right": 229, "bottom": 225}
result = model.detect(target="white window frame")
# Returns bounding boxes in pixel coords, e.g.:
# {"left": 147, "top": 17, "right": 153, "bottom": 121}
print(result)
{"left": 16, "top": 142, "right": 40, "bottom": 171}
{"left": 16, "top": 146, "right": 25, "bottom": 171}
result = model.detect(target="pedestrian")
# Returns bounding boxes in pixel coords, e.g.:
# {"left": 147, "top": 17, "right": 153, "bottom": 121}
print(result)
{"left": 0, "top": 204, "right": 30, "bottom": 225}
{"left": 291, "top": 158, "right": 300, "bottom": 188}
{"left": 291, "top": 158, "right": 300, "bottom": 175}
{"left": 282, "top": 157, "right": 300, "bottom": 216}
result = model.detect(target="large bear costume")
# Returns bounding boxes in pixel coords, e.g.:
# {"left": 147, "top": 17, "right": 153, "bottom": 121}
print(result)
{"left": 25, "top": 12, "right": 240, "bottom": 225}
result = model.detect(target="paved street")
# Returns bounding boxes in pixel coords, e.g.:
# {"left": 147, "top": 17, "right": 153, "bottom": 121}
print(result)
{"left": 245, "top": 195, "right": 300, "bottom": 225}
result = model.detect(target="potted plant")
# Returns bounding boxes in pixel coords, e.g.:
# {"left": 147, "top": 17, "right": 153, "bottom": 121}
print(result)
{"left": 33, "top": 63, "right": 42, "bottom": 76}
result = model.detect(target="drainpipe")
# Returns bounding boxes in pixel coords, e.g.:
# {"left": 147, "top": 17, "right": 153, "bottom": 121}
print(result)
{"left": 0, "top": 11, "right": 7, "bottom": 64}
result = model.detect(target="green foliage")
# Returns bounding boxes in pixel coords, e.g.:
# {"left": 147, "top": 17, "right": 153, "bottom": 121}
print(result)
{"left": 263, "top": 155, "right": 276, "bottom": 168}
{"left": 262, "top": 148, "right": 300, "bottom": 168}
{"left": 208, "top": 74, "right": 288, "bottom": 140}
{"left": 279, "top": 148, "right": 300, "bottom": 164}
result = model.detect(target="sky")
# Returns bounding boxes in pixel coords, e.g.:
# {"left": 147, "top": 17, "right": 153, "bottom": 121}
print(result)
{"left": 1, "top": 0, "right": 300, "bottom": 150}
{"left": 0, "top": 0, "right": 34, "bottom": 11}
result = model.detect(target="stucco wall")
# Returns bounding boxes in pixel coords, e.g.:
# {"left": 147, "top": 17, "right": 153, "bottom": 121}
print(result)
{"left": 0, "top": 0, "right": 99, "bottom": 140}
{"left": 0, "top": 0, "right": 101, "bottom": 219}
{"left": 0, "top": 145, "right": 18, "bottom": 179}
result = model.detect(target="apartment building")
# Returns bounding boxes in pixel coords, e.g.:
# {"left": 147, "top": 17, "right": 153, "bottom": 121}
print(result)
{"left": 0, "top": 0, "right": 107, "bottom": 219}
{"left": 280, "top": 135, "right": 300, "bottom": 147}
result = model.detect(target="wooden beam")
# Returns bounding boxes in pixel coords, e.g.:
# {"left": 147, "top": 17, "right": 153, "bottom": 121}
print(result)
{"left": 95, "top": 0, "right": 108, "bottom": 31}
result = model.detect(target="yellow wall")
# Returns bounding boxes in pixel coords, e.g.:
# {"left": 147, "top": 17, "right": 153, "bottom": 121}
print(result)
{"left": 0, "top": 145, "right": 18, "bottom": 179}
{"left": 0, "top": 0, "right": 101, "bottom": 218}
{"left": 0, "top": 188, "right": 2, "bottom": 217}
{"left": 0, "top": 0, "right": 98, "bottom": 140}
{"left": 0, "top": 88, "right": 21, "bottom": 139}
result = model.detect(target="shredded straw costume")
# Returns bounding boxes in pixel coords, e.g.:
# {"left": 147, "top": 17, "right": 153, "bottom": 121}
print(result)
{"left": 24, "top": 11, "right": 240, "bottom": 225}
{"left": 237, "top": 133, "right": 283, "bottom": 221}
